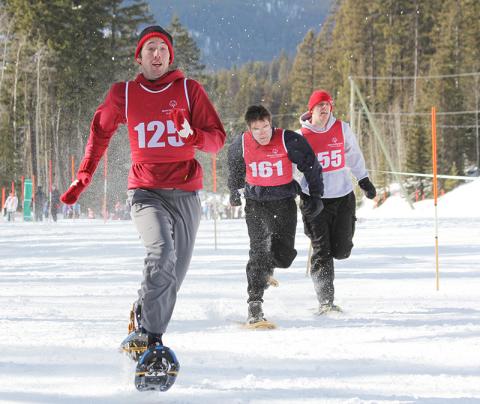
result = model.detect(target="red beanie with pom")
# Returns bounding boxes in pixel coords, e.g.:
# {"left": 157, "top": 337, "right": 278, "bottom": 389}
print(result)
{"left": 308, "top": 90, "right": 333, "bottom": 111}
{"left": 135, "top": 25, "right": 174, "bottom": 64}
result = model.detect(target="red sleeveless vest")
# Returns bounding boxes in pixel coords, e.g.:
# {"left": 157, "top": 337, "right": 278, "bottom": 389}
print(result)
{"left": 126, "top": 79, "right": 195, "bottom": 163}
{"left": 243, "top": 128, "right": 293, "bottom": 186}
{"left": 301, "top": 120, "right": 346, "bottom": 172}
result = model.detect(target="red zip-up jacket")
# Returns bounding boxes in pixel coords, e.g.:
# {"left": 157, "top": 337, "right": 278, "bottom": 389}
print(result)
{"left": 78, "top": 70, "right": 226, "bottom": 191}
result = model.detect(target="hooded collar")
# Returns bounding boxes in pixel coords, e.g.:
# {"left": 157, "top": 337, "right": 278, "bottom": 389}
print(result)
{"left": 299, "top": 111, "right": 337, "bottom": 133}
{"left": 134, "top": 69, "right": 185, "bottom": 91}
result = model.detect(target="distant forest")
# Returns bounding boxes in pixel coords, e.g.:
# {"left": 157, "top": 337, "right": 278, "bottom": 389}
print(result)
{"left": 144, "top": 0, "right": 332, "bottom": 69}
{"left": 0, "top": 0, "right": 479, "bottom": 210}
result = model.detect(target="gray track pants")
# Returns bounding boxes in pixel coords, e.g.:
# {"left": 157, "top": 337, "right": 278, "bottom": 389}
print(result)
{"left": 128, "top": 188, "right": 201, "bottom": 334}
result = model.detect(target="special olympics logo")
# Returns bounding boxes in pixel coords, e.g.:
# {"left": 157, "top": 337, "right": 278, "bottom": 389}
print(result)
{"left": 272, "top": 148, "right": 278, "bottom": 154}
{"left": 169, "top": 100, "right": 177, "bottom": 108}
{"left": 332, "top": 137, "right": 337, "bottom": 143}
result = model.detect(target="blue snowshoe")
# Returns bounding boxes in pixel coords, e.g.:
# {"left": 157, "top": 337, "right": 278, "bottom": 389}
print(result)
{"left": 120, "top": 329, "right": 148, "bottom": 361}
{"left": 120, "top": 303, "right": 147, "bottom": 361}
{"left": 135, "top": 344, "right": 180, "bottom": 392}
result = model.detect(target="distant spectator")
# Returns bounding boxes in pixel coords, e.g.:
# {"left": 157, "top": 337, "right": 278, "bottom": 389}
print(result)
{"left": 233, "top": 202, "right": 243, "bottom": 219}
{"left": 62, "top": 203, "right": 69, "bottom": 218}
{"left": 113, "top": 200, "right": 123, "bottom": 220}
{"left": 51, "top": 185, "right": 61, "bottom": 222}
{"left": 123, "top": 197, "right": 131, "bottom": 220}
{"left": 73, "top": 202, "right": 81, "bottom": 219}
{"left": 34, "top": 186, "right": 46, "bottom": 221}
{"left": 3, "top": 192, "right": 19, "bottom": 222}
{"left": 418, "top": 180, "right": 425, "bottom": 200}
{"left": 201, "top": 200, "right": 208, "bottom": 219}
{"left": 43, "top": 200, "right": 50, "bottom": 218}
{"left": 87, "top": 207, "right": 96, "bottom": 219}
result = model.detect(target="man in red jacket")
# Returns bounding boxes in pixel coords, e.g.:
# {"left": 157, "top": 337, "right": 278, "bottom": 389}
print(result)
{"left": 61, "top": 25, "right": 226, "bottom": 390}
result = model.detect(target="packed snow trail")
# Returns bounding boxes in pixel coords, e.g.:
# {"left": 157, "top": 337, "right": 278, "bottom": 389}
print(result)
{"left": 1, "top": 182, "right": 480, "bottom": 403}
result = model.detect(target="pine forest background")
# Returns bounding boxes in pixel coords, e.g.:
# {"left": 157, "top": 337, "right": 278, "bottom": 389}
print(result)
{"left": 0, "top": 0, "right": 479, "bottom": 212}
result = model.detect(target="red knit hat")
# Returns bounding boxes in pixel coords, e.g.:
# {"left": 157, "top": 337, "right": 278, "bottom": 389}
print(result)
{"left": 135, "top": 25, "right": 174, "bottom": 64}
{"left": 308, "top": 90, "right": 333, "bottom": 111}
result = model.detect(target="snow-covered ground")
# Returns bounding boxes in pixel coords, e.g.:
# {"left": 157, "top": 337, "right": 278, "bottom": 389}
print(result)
{"left": 1, "top": 180, "right": 480, "bottom": 403}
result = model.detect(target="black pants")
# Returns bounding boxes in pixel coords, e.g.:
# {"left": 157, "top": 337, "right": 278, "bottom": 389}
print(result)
{"left": 245, "top": 197, "right": 297, "bottom": 303}
{"left": 35, "top": 207, "right": 43, "bottom": 221}
{"left": 51, "top": 205, "right": 58, "bottom": 222}
{"left": 301, "top": 191, "right": 356, "bottom": 304}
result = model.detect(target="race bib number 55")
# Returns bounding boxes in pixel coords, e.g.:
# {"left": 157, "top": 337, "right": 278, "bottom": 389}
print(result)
{"left": 317, "top": 149, "right": 344, "bottom": 171}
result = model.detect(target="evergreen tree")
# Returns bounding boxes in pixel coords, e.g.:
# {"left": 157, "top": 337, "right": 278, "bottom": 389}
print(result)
{"left": 427, "top": 0, "right": 467, "bottom": 175}
{"left": 0, "top": 0, "right": 153, "bottom": 200}
{"left": 2, "top": 0, "right": 479, "bottom": 195}
{"left": 405, "top": 116, "right": 431, "bottom": 174}
{"left": 168, "top": 15, "right": 205, "bottom": 80}
{"left": 102, "top": 0, "right": 153, "bottom": 83}
{"left": 329, "top": 0, "right": 372, "bottom": 115}
{"left": 290, "top": 30, "right": 316, "bottom": 113}
{"left": 443, "top": 161, "right": 459, "bottom": 192}
{"left": 268, "top": 52, "right": 295, "bottom": 129}
{"left": 312, "top": 13, "right": 340, "bottom": 107}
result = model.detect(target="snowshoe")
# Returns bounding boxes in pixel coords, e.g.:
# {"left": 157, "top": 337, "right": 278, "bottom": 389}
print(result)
{"left": 128, "top": 302, "right": 142, "bottom": 334}
{"left": 120, "top": 302, "right": 147, "bottom": 360}
{"left": 135, "top": 344, "right": 179, "bottom": 392}
{"left": 244, "top": 301, "right": 276, "bottom": 329}
{"left": 316, "top": 303, "right": 342, "bottom": 315}
{"left": 267, "top": 275, "right": 279, "bottom": 287}
{"left": 243, "top": 319, "right": 277, "bottom": 329}
{"left": 120, "top": 329, "right": 148, "bottom": 361}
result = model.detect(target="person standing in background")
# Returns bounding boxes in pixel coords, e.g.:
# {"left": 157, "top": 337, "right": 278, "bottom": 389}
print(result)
{"left": 34, "top": 186, "right": 46, "bottom": 221}
{"left": 51, "top": 185, "right": 61, "bottom": 222}
{"left": 3, "top": 192, "right": 18, "bottom": 222}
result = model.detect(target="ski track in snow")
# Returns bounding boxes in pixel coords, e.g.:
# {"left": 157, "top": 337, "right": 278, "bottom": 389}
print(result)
{"left": 1, "top": 181, "right": 480, "bottom": 403}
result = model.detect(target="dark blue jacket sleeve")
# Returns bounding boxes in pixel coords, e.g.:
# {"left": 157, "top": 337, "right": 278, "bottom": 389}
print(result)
{"left": 227, "top": 133, "right": 246, "bottom": 194}
{"left": 284, "top": 130, "right": 324, "bottom": 197}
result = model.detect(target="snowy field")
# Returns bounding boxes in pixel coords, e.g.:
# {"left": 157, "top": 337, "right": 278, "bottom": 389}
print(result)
{"left": 1, "top": 180, "right": 480, "bottom": 403}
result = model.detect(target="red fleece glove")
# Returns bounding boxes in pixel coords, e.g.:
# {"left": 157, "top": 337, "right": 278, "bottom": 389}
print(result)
{"left": 61, "top": 177, "right": 89, "bottom": 205}
{"left": 170, "top": 108, "right": 194, "bottom": 139}
{"left": 61, "top": 160, "right": 95, "bottom": 205}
